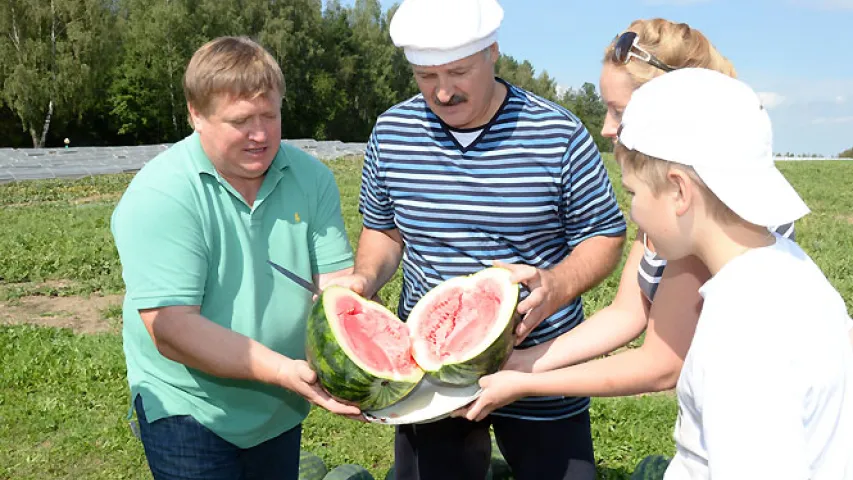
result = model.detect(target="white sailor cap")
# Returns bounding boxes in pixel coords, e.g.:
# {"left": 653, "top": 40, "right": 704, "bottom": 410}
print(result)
{"left": 390, "top": 0, "right": 504, "bottom": 66}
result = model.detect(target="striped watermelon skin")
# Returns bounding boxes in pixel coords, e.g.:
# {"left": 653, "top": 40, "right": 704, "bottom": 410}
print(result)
{"left": 323, "top": 464, "right": 375, "bottom": 480}
{"left": 630, "top": 455, "right": 671, "bottom": 480}
{"left": 299, "top": 450, "right": 328, "bottom": 480}
{"left": 306, "top": 290, "right": 423, "bottom": 411}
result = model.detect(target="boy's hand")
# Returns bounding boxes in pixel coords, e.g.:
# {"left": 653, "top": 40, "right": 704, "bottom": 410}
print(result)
{"left": 452, "top": 371, "right": 528, "bottom": 422}
{"left": 502, "top": 344, "right": 546, "bottom": 373}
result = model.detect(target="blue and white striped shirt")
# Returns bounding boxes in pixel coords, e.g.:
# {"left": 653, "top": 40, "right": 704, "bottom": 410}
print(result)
{"left": 358, "top": 79, "right": 627, "bottom": 420}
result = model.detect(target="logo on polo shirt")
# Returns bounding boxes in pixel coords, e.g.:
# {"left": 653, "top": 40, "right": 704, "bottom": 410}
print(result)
{"left": 294, "top": 212, "right": 301, "bottom": 223}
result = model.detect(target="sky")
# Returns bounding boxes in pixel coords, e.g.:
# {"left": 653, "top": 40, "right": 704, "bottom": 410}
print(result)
{"left": 343, "top": 0, "right": 853, "bottom": 156}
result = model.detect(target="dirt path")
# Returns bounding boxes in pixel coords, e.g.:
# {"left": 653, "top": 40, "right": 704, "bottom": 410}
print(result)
{"left": 0, "top": 293, "right": 124, "bottom": 334}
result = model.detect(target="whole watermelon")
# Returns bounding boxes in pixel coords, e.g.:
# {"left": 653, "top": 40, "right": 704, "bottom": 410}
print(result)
{"left": 630, "top": 455, "right": 671, "bottom": 480}
{"left": 323, "top": 464, "right": 375, "bottom": 480}
{"left": 299, "top": 450, "right": 328, "bottom": 480}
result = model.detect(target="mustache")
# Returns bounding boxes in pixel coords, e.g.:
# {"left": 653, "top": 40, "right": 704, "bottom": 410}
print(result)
{"left": 433, "top": 94, "right": 467, "bottom": 107}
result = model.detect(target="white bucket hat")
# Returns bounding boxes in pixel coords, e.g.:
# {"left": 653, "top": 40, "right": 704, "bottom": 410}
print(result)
{"left": 389, "top": 0, "right": 504, "bottom": 67}
{"left": 618, "top": 68, "right": 810, "bottom": 227}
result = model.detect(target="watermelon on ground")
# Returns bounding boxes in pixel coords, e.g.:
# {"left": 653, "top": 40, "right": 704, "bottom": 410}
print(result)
{"left": 323, "top": 464, "right": 375, "bottom": 480}
{"left": 299, "top": 450, "right": 328, "bottom": 480}
{"left": 630, "top": 455, "right": 671, "bottom": 480}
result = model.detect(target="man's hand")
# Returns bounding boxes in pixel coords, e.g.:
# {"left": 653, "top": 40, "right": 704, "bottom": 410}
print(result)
{"left": 452, "top": 371, "right": 529, "bottom": 422}
{"left": 494, "top": 261, "right": 566, "bottom": 345}
{"left": 321, "top": 272, "right": 385, "bottom": 303}
{"left": 275, "top": 358, "right": 364, "bottom": 421}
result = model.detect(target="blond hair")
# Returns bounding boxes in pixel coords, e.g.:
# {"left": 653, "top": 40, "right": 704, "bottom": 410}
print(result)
{"left": 183, "top": 36, "right": 285, "bottom": 118}
{"left": 603, "top": 18, "right": 736, "bottom": 88}
{"left": 614, "top": 142, "right": 738, "bottom": 223}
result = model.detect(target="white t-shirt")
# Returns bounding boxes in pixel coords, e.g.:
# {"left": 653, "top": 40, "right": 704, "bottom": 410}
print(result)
{"left": 448, "top": 128, "right": 483, "bottom": 148}
{"left": 665, "top": 235, "right": 853, "bottom": 480}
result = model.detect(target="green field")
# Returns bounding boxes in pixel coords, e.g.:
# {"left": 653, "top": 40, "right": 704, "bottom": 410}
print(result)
{"left": 1, "top": 156, "right": 850, "bottom": 479}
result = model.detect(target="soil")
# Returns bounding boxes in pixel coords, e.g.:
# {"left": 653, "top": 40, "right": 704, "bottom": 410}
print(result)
{"left": 0, "top": 291, "right": 124, "bottom": 334}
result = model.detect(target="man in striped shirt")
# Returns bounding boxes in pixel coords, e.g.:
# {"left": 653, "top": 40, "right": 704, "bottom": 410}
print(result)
{"left": 332, "top": 0, "right": 627, "bottom": 478}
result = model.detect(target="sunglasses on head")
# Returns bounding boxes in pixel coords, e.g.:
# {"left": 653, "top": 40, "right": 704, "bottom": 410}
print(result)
{"left": 612, "top": 31, "right": 676, "bottom": 73}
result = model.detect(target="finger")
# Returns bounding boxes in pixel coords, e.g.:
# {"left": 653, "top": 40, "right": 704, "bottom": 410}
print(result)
{"left": 351, "top": 278, "right": 366, "bottom": 296}
{"left": 475, "top": 406, "right": 492, "bottom": 422}
{"left": 465, "top": 400, "right": 483, "bottom": 422}
{"left": 449, "top": 407, "right": 468, "bottom": 418}
{"left": 516, "top": 289, "right": 546, "bottom": 314}
{"left": 296, "top": 363, "right": 318, "bottom": 384}
{"left": 493, "top": 261, "right": 536, "bottom": 284}
{"left": 515, "top": 311, "right": 543, "bottom": 345}
{"left": 344, "top": 413, "right": 369, "bottom": 423}
{"left": 313, "top": 389, "right": 362, "bottom": 415}
{"left": 317, "top": 396, "right": 362, "bottom": 416}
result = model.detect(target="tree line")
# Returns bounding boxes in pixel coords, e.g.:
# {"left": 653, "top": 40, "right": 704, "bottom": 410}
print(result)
{"left": 0, "top": 0, "right": 610, "bottom": 152}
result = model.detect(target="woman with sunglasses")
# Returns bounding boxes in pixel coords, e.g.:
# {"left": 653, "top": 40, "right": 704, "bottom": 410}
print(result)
{"left": 457, "top": 17, "right": 799, "bottom": 414}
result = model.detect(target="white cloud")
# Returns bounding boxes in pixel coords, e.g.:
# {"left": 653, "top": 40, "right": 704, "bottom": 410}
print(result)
{"left": 836, "top": 96, "right": 846, "bottom": 104}
{"left": 811, "top": 116, "right": 853, "bottom": 125}
{"left": 758, "top": 92, "right": 786, "bottom": 109}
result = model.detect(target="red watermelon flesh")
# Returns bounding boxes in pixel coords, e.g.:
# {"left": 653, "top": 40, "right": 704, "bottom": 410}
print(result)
{"left": 413, "top": 279, "right": 503, "bottom": 366}
{"left": 407, "top": 267, "right": 519, "bottom": 385}
{"left": 334, "top": 295, "right": 420, "bottom": 378}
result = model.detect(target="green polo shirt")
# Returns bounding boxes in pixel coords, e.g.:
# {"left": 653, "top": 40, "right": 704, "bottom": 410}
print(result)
{"left": 111, "top": 133, "right": 353, "bottom": 448}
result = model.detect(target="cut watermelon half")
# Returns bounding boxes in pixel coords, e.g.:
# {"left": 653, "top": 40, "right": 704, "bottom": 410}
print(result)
{"left": 306, "top": 287, "right": 424, "bottom": 411}
{"left": 407, "top": 267, "right": 519, "bottom": 386}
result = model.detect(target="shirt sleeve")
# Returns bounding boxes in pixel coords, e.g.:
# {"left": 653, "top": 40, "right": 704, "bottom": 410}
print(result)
{"left": 560, "top": 125, "right": 626, "bottom": 247}
{"left": 701, "top": 296, "right": 810, "bottom": 479}
{"left": 309, "top": 167, "right": 355, "bottom": 275}
{"left": 358, "top": 130, "right": 396, "bottom": 230}
{"left": 111, "top": 186, "right": 208, "bottom": 309}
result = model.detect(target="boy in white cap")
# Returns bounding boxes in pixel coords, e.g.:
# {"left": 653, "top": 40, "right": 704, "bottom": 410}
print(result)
{"left": 461, "top": 68, "right": 853, "bottom": 479}
{"left": 327, "top": 0, "right": 627, "bottom": 478}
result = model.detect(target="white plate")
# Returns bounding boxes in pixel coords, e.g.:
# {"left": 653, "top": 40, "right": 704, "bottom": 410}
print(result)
{"left": 363, "top": 377, "right": 481, "bottom": 425}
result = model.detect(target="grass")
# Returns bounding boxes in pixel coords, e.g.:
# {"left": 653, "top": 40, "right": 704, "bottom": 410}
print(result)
{"left": 0, "top": 156, "right": 851, "bottom": 479}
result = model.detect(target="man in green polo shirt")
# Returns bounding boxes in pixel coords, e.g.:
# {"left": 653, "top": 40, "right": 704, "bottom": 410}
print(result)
{"left": 111, "top": 36, "right": 360, "bottom": 480}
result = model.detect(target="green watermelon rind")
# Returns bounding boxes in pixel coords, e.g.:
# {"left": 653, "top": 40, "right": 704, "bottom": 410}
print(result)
{"left": 323, "top": 464, "right": 375, "bottom": 480}
{"left": 409, "top": 268, "right": 520, "bottom": 387}
{"left": 428, "top": 307, "right": 518, "bottom": 386}
{"left": 299, "top": 450, "right": 328, "bottom": 480}
{"left": 630, "top": 455, "right": 671, "bottom": 480}
{"left": 306, "top": 287, "right": 424, "bottom": 411}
